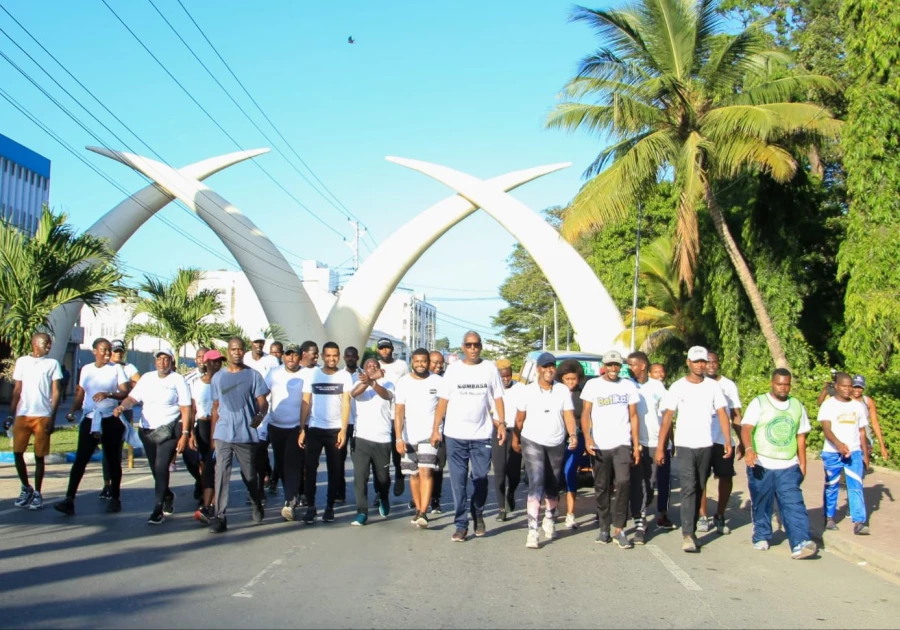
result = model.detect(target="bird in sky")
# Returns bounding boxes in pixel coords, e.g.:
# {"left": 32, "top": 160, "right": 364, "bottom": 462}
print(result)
{"left": 348, "top": 36, "right": 355, "bottom": 44}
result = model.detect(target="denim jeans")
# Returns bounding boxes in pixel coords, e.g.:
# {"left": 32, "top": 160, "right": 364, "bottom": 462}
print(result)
{"left": 822, "top": 450, "right": 867, "bottom": 523}
{"left": 747, "top": 463, "right": 811, "bottom": 549}
{"left": 446, "top": 437, "right": 493, "bottom": 530}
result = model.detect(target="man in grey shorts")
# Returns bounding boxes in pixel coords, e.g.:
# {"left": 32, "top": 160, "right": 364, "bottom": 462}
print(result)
{"left": 209, "top": 337, "right": 270, "bottom": 533}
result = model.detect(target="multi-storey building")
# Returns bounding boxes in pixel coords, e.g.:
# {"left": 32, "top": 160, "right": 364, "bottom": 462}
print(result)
{"left": 0, "top": 133, "right": 51, "bottom": 235}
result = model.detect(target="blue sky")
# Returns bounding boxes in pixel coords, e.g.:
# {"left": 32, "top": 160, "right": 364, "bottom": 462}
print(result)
{"left": 0, "top": 0, "right": 612, "bottom": 343}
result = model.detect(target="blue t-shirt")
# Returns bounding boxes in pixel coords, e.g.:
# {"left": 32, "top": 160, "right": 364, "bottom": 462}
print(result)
{"left": 211, "top": 367, "right": 270, "bottom": 443}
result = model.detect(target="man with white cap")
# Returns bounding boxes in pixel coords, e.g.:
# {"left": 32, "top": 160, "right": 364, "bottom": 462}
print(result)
{"left": 377, "top": 337, "right": 409, "bottom": 497}
{"left": 580, "top": 350, "right": 640, "bottom": 549}
{"left": 656, "top": 346, "right": 731, "bottom": 552}
{"left": 244, "top": 336, "right": 280, "bottom": 379}
{"left": 100, "top": 339, "right": 141, "bottom": 499}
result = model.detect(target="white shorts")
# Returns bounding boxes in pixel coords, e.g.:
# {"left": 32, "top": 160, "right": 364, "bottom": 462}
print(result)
{"left": 401, "top": 442, "right": 439, "bottom": 475}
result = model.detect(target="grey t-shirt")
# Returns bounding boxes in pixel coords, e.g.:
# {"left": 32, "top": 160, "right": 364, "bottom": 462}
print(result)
{"left": 211, "top": 367, "right": 270, "bottom": 443}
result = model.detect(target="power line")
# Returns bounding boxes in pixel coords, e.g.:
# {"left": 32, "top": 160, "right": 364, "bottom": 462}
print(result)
{"left": 173, "top": 0, "right": 375, "bottom": 244}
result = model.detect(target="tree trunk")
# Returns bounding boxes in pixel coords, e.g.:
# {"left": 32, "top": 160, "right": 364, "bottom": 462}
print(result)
{"left": 703, "top": 182, "right": 790, "bottom": 369}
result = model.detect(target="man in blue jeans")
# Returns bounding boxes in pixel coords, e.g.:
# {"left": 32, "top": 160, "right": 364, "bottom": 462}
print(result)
{"left": 431, "top": 331, "right": 505, "bottom": 542}
{"left": 741, "top": 368, "right": 817, "bottom": 559}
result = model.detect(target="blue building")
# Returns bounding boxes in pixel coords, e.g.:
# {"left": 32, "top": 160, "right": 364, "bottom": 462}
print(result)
{"left": 0, "top": 132, "right": 51, "bottom": 235}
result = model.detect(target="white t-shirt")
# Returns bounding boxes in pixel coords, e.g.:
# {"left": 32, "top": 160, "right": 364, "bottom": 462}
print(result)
{"left": 244, "top": 353, "right": 280, "bottom": 379}
{"left": 439, "top": 360, "right": 504, "bottom": 441}
{"left": 128, "top": 371, "right": 190, "bottom": 430}
{"left": 13, "top": 355, "right": 63, "bottom": 417}
{"left": 632, "top": 377, "right": 668, "bottom": 448}
{"left": 711, "top": 376, "right": 742, "bottom": 445}
{"left": 818, "top": 397, "right": 869, "bottom": 454}
{"left": 265, "top": 365, "right": 305, "bottom": 428}
{"left": 518, "top": 381, "right": 574, "bottom": 447}
{"left": 395, "top": 373, "right": 443, "bottom": 443}
{"left": 119, "top": 362, "right": 139, "bottom": 382}
{"left": 493, "top": 381, "right": 526, "bottom": 428}
{"left": 346, "top": 370, "right": 361, "bottom": 425}
{"left": 379, "top": 358, "right": 409, "bottom": 385}
{"left": 741, "top": 394, "right": 811, "bottom": 470}
{"left": 580, "top": 377, "right": 639, "bottom": 449}
{"left": 353, "top": 380, "right": 395, "bottom": 443}
{"left": 191, "top": 379, "right": 213, "bottom": 419}
{"left": 303, "top": 368, "right": 354, "bottom": 430}
{"left": 79, "top": 362, "right": 128, "bottom": 416}
{"left": 661, "top": 377, "right": 728, "bottom": 449}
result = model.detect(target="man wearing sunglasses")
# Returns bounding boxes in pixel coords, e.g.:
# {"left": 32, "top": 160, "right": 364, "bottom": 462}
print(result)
{"left": 431, "top": 331, "right": 505, "bottom": 542}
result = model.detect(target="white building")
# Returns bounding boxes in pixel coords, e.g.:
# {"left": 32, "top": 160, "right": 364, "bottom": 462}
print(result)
{"left": 0, "top": 132, "right": 51, "bottom": 235}
{"left": 375, "top": 291, "right": 436, "bottom": 352}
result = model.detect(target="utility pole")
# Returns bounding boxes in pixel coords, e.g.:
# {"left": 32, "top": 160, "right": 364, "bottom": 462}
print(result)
{"left": 542, "top": 324, "right": 547, "bottom": 351}
{"left": 553, "top": 298, "right": 558, "bottom": 351}
{"left": 344, "top": 220, "right": 366, "bottom": 272}
{"left": 630, "top": 201, "right": 643, "bottom": 353}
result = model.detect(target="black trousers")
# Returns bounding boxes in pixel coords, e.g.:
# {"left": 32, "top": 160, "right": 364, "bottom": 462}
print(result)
{"left": 492, "top": 425, "right": 522, "bottom": 511}
{"left": 338, "top": 424, "right": 355, "bottom": 500}
{"left": 431, "top": 440, "right": 447, "bottom": 502}
{"left": 591, "top": 445, "right": 632, "bottom": 530}
{"left": 352, "top": 437, "right": 391, "bottom": 515}
{"left": 268, "top": 425, "right": 303, "bottom": 504}
{"left": 675, "top": 446, "right": 712, "bottom": 536}
{"left": 138, "top": 424, "right": 181, "bottom": 507}
{"left": 304, "top": 428, "right": 343, "bottom": 508}
{"left": 67, "top": 416, "right": 125, "bottom": 499}
{"left": 194, "top": 420, "right": 215, "bottom": 491}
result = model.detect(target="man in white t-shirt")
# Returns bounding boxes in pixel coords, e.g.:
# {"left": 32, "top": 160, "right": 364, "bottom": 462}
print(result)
{"left": 431, "top": 331, "right": 505, "bottom": 542}
{"left": 350, "top": 358, "right": 395, "bottom": 526}
{"left": 741, "top": 368, "right": 817, "bottom": 558}
{"left": 656, "top": 346, "right": 732, "bottom": 552}
{"left": 299, "top": 341, "right": 353, "bottom": 524}
{"left": 377, "top": 338, "right": 409, "bottom": 497}
{"left": 265, "top": 344, "right": 306, "bottom": 522}
{"left": 492, "top": 358, "right": 526, "bottom": 522}
{"left": 626, "top": 351, "right": 673, "bottom": 544}
{"left": 102, "top": 340, "right": 142, "bottom": 500}
{"left": 244, "top": 337, "right": 280, "bottom": 379}
{"left": 698, "top": 351, "right": 743, "bottom": 536}
{"left": 818, "top": 372, "right": 870, "bottom": 535}
{"left": 7, "top": 333, "right": 63, "bottom": 511}
{"left": 580, "top": 350, "right": 640, "bottom": 549}
{"left": 395, "top": 348, "right": 443, "bottom": 528}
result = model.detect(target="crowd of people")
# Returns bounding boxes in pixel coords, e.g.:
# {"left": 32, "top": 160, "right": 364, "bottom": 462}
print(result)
{"left": 4, "top": 330, "right": 886, "bottom": 556}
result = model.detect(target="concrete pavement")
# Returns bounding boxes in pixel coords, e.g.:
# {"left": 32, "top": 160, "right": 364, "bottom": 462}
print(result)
{"left": 2, "top": 455, "right": 900, "bottom": 629}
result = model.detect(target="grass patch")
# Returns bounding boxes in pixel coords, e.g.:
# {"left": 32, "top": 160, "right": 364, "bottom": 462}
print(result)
{"left": 0, "top": 425, "right": 80, "bottom": 454}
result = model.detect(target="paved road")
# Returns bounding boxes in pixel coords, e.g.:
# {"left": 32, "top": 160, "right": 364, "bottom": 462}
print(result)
{"left": 1, "top": 458, "right": 898, "bottom": 629}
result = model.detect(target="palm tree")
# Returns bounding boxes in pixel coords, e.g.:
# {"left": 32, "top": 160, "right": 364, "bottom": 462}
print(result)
{"left": 616, "top": 235, "right": 696, "bottom": 352}
{"left": 124, "top": 268, "right": 224, "bottom": 368}
{"left": 0, "top": 207, "right": 123, "bottom": 370}
{"left": 547, "top": 0, "right": 841, "bottom": 368}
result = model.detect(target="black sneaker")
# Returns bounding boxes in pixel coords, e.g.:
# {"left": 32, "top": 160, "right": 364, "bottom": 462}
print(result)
{"left": 197, "top": 505, "right": 212, "bottom": 524}
{"left": 54, "top": 497, "right": 75, "bottom": 516}
{"left": 451, "top": 528, "right": 467, "bottom": 542}
{"left": 393, "top": 475, "right": 405, "bottom": 497}
{"left": 298, "top": 494, "right": 308, "bottom": 507}
{"left": 496, "top": 510, "right": 508, "bottom": 522}
{"left": 209, "top": 517, "right": 227, "bottom": 533}
{"left": 163, "top": 493, "right": 175, "bottom": 516}
{"left": 430, "top": 498, "right": 442, "bottom": 514}
{"left": 252, "top": 501, "right": 264, "bottom": 524}
{"left": 474, "top": 515, "right": 486, "bottom": 538}
{"left": 853, "top": 522, "right": 870, "bottom": 535}
{"left": 408, "top": 499, "right": 416, "bottom": 510}
{"left": 267, "top": 478, "right": 279, "bottom": 495}
{"left": 98, "top": 486, "right": 112, "bottom": 501}
{"left": 148, "top": 505, "right": 165, "bottom": 525}
{"left": 506, "top": 493, "right": 516, "bottom": 512}
{"left": 323, "top": 505, "right": 335, "bottom": 523}
{"left": 633, "top": 527, "right": 646, "bottom": 545}
{"left": 303, "top": 506, "right": 317, "bottom": 524}
{"left": 106, "top": 498, "right": 122, "bottom": 513}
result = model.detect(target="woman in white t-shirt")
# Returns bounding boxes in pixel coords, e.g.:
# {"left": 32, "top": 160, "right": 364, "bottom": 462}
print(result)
{"left": 54, "top": 338, "right": 129, "bottom": 517}
{"left": 190, "top": 349, "right": 223, "bottom": 522}
{"left": 114, "top": 349, "right": 191, "bottom": 525}
{"left": 512, "top": 353, "right": 577, "bottom": 549}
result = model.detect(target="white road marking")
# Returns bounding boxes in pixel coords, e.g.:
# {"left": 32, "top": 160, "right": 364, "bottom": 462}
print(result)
{"left": 646, "top": 544, "right": 703, "bottom": 591}
{"left": 0, "top": 474, "right": 153, "bottom": 517}
{"left": 232, "top": 558, "right": 286, "bottom": 598}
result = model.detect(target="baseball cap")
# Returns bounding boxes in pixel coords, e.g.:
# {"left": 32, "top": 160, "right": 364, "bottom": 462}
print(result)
{"left": 155, "top": 348, "right": 175, "bottom": 360}
{"left": 284, "top": 343, "right": 301, "bottom": 355}
{"left": 687, "top": 346, "right": 709, "bottom": 362}
{"left": 252, "top": 333, "right": 266, "bottom": 342}
{"left": 535, "top": 352, "right": 557, "bottom": 367}
{"left": 203, "top": 349, "right": 224, "bottom": 362}
{"left": 602, "top": 350, "right": 623, "bottom": 365}
{"left": 377, "top": 338, "right": 394, "bottom": 349}
{"left": 852, "top": 375, "right": 866, "bottom": 388}
{"left": 110, "top": 339, "right": 125, "bottom": 351}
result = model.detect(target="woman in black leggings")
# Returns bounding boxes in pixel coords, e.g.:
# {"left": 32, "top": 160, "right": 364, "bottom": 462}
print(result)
{"left": 54, "top": 338, "right": 129, "bottom": 516}
{"left": 190, "top": 349, "right": 222, "bottom": 523}
{"left": 114, "top": 349, "right": 191, "bottom": 525}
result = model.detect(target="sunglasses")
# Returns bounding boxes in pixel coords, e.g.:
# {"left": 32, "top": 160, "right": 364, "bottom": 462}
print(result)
{"left": 463, "top": 342, "right": 482, "bottom": 348}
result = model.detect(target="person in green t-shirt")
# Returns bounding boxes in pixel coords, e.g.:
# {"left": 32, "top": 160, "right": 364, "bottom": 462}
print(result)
{"left": 740, "top": 368, "right": 817, "bottom": 559}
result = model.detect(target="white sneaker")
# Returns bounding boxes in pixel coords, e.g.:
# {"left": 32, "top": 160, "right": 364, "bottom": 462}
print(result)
{"left": 29, "top": 491, "right": 43, "bottom": 511}
{"left": 564, "top": 513, "right": 578, "bottom": 529}
{"left": 525, "top": 530, "right": 539, "bottom": 549}
{"left": 14, "top": 486, "right": 34, "bottom": 508}
{"left": 542, "top": 517, "right": 557, "bottom": 539}
{"left": 753, "top": 540, "right": 769, "bottom": 551}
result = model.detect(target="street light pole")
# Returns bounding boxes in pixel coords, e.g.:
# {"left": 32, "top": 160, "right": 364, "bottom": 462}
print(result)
{"left": 630, "top": 201, "right": 643, "bottom": 353}
{"left": 553, "top": 298, "right": 558, "bottom": 351}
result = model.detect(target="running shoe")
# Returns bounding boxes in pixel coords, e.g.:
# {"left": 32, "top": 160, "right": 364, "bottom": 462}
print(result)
{"left": 28, "top": 491, "right": 43, "bottom": 511}
{"left": 163, "top": 493, "right": 175, "bottom": 516}
{"left": 106, "top": 498, "right": 122, "bottom": 513}
{"left": 542, "top": 517, "right": 557, "bottom": 540}
{"left": 267, "top": 478, "right": 279, "bottom": 495}
{"left": 322, "top": 505, "right": 335, "bottom": 523}
{"left": 525, "top": 530, "right": 539, "bottom": 549}
{"left": 393, "top": 475, "right": 405, "bottom": 497}
{"left": 614, "top": 531, "right": 633, "bottom": 549}
{"left": 506, "top": 493, "right": 516, "bottom": 512}
{"left": 209, "top": 517, "right": 227, "bottom": 533}
{"left": 351, "top": 513, "right": 367, "bottom": 526}
{"left": 656, "top": 515, "right": 676, "bottom": 530}
{"left": 451, "top": 528, "right": 467, "bottom": 542}
{"left": 98, "top": 486, "right": 112, "bottom": 501}
{"left": 474, "top": 515, "right": 486, "bottom": 538}
{"left": 633, "top": 527, "right": 646, "bottom": 546}
{"left": 430, "top": 499, "right": 442, "bottom": 514}
{"left": 415, "top": 513, "right": 428, "bottom": 529}
{"left": 54, "top": 497, "right": 75, "bottom": 516}
{"left": 682, "top": 535, "right": 698, "bottom": 553}
{"left": 825, "top": 518, "right": 839, "bottom": 531}
{"left": 14, "top": 485, "right": 34, "bottom": 508}
{"left": 408, "top": 499, "right": 416, "bottom": 510}
{"left": 302, "top": 506, "right": 317, "bottom": 524}
{"left": 148, "top": 505, "right": 165, "bottom": 525}
{"left": 714, "top": 515, "right": 730, "bottom": 535}
{"left": 252, "top": 501, "right": 264, "bottom": 524}
{"left": 791, "top": 540, "right": 818, "bottom": 559}
{"left": 564, "top": 513, "right": 578, "bottom": 529}
{"left": 281, "top": 503, "right": 295, "bottom": 521}
{"left": 496, "top": 510, "right": 508, "bottom": 522}
{"left": 410, "top": 512, "right": 420, "bottom": 525}
{"left": 753, "top": 540, "right": 769, "bottom": 551}
{"left": 595, "top": 530, "right": 611, "bottom": 544}
{"left": 696, "top": 516, "right": 711, "bottom": 533}
{"left": 853, "top": 522, "right": 870, "bottom": 535}
{"left": 196, "top": 506, "right": 211, "bottom": 525}
{"left": 377, "top": 497, "right": 390, "bottom": 518}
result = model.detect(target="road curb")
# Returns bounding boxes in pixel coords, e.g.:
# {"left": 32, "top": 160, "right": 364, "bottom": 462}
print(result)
{"left": 0, "top": 447, "right": 144, "bottom": 465}
{"left": 817, "top": 531, "right": 900, "bottom": 582}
